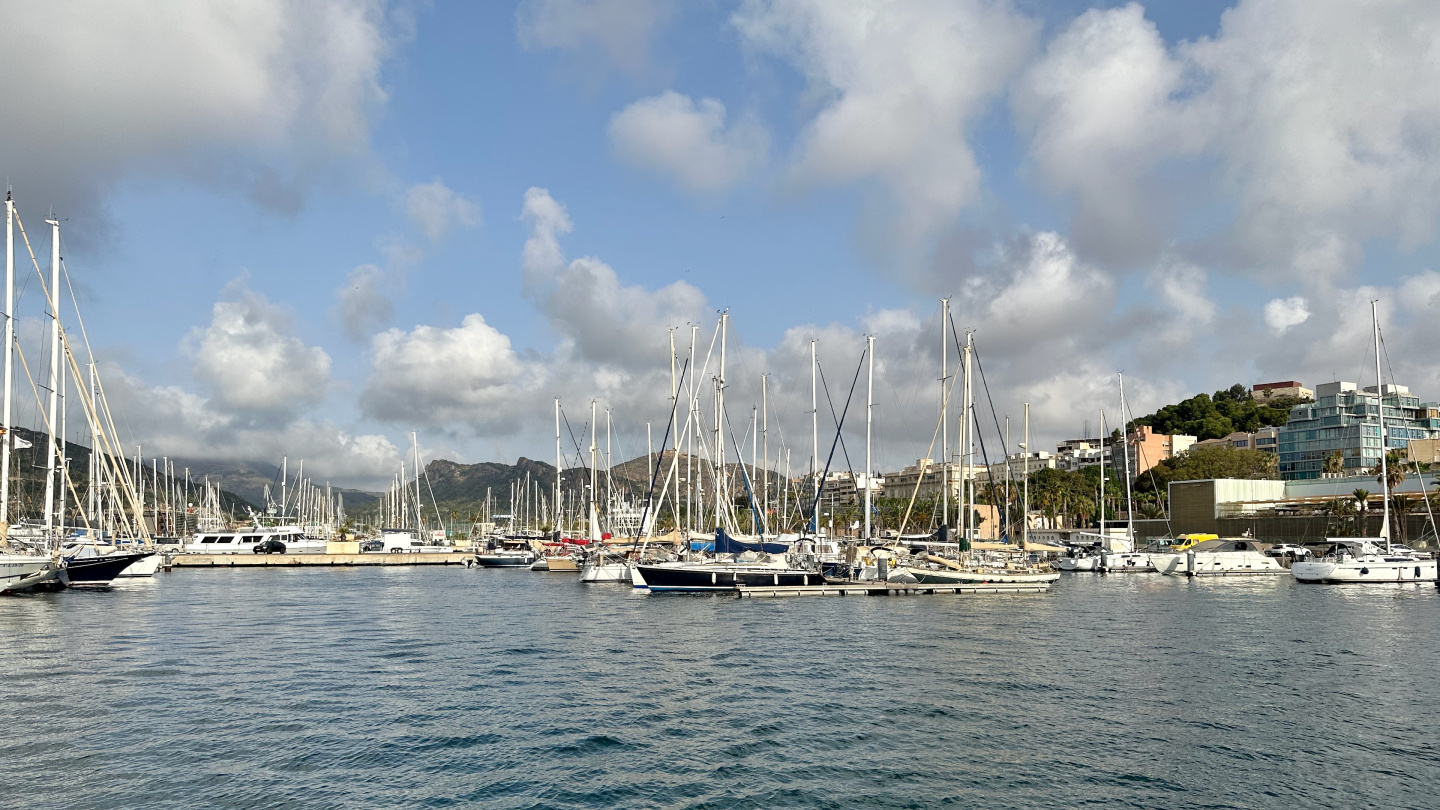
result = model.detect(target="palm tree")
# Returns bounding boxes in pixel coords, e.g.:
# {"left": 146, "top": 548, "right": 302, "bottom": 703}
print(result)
{"left": 1324, "top": 450, "right": 1345, "bottom": 477}
{"left": 1327, "top": 498, "right": 1355, "bottom": 535}
{"left": 1352, "top": 488, "right": 1371, "bottom": 535}
{"left": 1379, "top": 450, "right": 1407, "bottom": 493}
{"left": 1391, "top": 495, "right": 1413, "bottom": 544}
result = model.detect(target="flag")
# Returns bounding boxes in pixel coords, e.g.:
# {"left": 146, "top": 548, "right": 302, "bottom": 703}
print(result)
{"left": 11, "top": 435, "right": 31, "bottom": 450}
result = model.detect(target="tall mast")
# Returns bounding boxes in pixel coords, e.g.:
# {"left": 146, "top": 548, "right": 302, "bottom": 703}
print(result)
{"left": 589, "top": 398, "right": 598, "bottom": 540}
{"left": 1, "top": 194, "right": 12, "bottom": 530}
{"left": 940, "top": 298, "right": 949, "bottom": 532}
{"left": 58, "top": 347, "right": 66, "bottom": 533}
{"left": 412, "top": 432, "right": 423, "bottom": 534}
{"left": 87, "top": 362, "right": 97, "bottom": 521}
{"left": 1022, "top": 402, "right": 1030, "bottom": 548}
{"left": 43, "top": 218, "right": 60, "bottom": 537}
{"left": 669, "top": 328, "right": 679, "bottom": 531}
{"left": 687, "top": 325, "right": 697, "bottom": 532}
{"left": 963, "top": 332, "right": 974, "bottom": 543}
{"left": 1374, "top": 300, "right": 1391, "bottom": 547}
{"left": 554, "top": 398, "right": 562, "bottom": 536}
{"left": 717, "top": 312, "right": 727, "bottom": 532}
{"left": 762, "top": 374, "right": 769, "bottom": 532}
{"left": 1119, "top": 372, "right": 1134, "bottom": 539}
{"left": 810, "top": 338, "right": 818, "bottom": 534}
{"left": 1098, "top": 409, "right": 1106, "bottom": 535}
{"left": 750, "top": 407, "right": 758, "bottom": 535}
{"left": 864, "top": 334, "right": 874, "bottom": 540}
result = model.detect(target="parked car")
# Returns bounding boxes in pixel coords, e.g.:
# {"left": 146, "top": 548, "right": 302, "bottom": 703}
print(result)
{"left": 253, "top": 538, "right": 287, "bottom": 554}
{"left": 360, "top": 539, "right": 385, "bottom": 553}
{"left": 1265, "top": 543, "right": 1311, "bottom": 559}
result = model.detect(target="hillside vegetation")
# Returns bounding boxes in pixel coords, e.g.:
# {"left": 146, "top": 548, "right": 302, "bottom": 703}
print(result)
{"left": 1130, "top": 383, "right": 1306, "bottom": 440}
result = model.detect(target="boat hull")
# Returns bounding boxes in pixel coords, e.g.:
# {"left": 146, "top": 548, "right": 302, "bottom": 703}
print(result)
{"left": 1291, "top": 557, "right": 1439, "bottom": 583}
{"left": 580, "top": 561, "right": 632, "bottom": 583}
{"left": 1056, "top": 556, "right": 1097, "bottom": 572}
{"left": 119, "top": 553, "right": 163, "bottom": 577}
{"left": 906, "top": 567, "right": 1059, "bottom": 585}
{"left": 62, "top": 553, "right": 154, "bottom": 587}
{"left": 633, "top": 564, "right": 826, "bottom": 592}
{"left": 1099, "top": 552, "right": 1154, "bottom": 573}
{"left": 1152, "top": 551, "right": 1287, "bottom": 577}
{"left": 1, "top": 555, "right": 58, "bottom": 593}
{"left": 475, "top": 552, "right": 536, "bottom": 567}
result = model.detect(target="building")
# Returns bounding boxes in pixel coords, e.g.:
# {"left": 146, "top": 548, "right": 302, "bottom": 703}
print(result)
{"left": 1126, "top": 426, "right": 1196, "bottom": 477}
{"left": 1053, "top": 437, "right": 1113, "bottom": 472}
{"left": 984, "top": 450, "right": 1056, "bottom": 483}
{"left": 1192, "top": 427, "right": 1280, "bottom": 454}
{"left": 1406, "top": 438, "right": 1440, "bottom": 465}
{"left": 1277, "top": 381, "right": 1440, "bottom": 480}
{"left": 879, "top": 459, "right": 980, "bottom": 501}
{"left": 1252, "top": 380, "right": 1313, "bottom": 402}
{"left": 816, "top": 471, "right": 883, "bottom": 506}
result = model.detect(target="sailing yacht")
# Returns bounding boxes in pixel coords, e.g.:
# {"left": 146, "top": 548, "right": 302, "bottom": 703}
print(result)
{"left": 1292, "top": 302, "right": 1440, "bottom": 584}
{"left": 0, "top": 552, "right": 60, "bottom": 592}
{"left": 1151, "top": 538, "right": 1288, "bottom": 576}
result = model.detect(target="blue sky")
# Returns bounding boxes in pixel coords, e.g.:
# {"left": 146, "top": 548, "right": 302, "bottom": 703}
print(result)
{"left": 3, "top": 0, "right": 1439, "bottom": 487}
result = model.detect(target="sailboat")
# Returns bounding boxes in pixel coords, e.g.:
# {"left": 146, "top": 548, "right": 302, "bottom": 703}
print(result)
{"left": 1292, "top": 301, "right": 1439, "bottom": 584}
{"left": 1096, "top": 372, "right": 1155, "bottom": 573}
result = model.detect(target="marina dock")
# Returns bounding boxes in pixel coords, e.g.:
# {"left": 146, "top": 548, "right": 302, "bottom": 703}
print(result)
{"left": 168, "top": 553, "right": 474, "bottom": 568}
{"left": 734, "top": 582, "right": 1050, "bottom": 598}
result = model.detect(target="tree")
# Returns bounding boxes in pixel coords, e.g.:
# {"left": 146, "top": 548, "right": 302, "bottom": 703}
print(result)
{"left": 1324, "top": 451, "right": 1345, "bottom": 477}
{"left": 1133, "top": 446, "right": 1278, "bottom": 494}
{"left": 1379, "top": 450, "right": 1407, "bottom": 493}
{"left": 1130, "top": 384, "right": 1308, "bottom": 440}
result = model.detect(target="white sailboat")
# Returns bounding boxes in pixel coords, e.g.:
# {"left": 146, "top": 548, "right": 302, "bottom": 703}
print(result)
{"left": 1292, "top": 301, "right": 1440, "bottom": 584}
{"left": 1098, "top": 372, "right": 1155, "bottom": 573}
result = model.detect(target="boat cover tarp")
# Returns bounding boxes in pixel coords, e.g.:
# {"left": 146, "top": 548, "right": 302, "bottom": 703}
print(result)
{"left": 711, "top": 528, "right": 789, "bottom": 555}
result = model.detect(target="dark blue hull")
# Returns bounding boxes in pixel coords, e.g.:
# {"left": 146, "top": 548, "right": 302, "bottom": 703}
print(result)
{"left": 634, "top": 564, "right": 825, "bottom": 592}
{"left": 62, "top": 553, "right": 154, "bottom": 586}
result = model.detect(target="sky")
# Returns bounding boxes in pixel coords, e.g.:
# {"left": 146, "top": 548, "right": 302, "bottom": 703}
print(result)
{"left": 3, "top": 0, "right": 1440, "bottom": 489}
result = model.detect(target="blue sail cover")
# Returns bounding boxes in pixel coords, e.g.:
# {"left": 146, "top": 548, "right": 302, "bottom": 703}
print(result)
{"left": 710, "top": 528, "right": 789, "bottom": 555}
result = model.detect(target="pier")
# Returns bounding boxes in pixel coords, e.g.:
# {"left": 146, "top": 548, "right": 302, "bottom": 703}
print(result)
{"left": 167, "top": 553, "right": 474, "bottom": 568}
{"left": 734, "top": 582, "right": 1050, "bottom": 598}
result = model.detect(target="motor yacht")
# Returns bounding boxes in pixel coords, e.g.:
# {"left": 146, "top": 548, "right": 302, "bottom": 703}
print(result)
{"left": 182, "top": 526, "right": 324, "bottom": 554}
{"left": 1290, "top": 539, "right": 1438, "bottom": 584}
{"left": 1152, "top": 538, "right": 1288, "bottom": 577}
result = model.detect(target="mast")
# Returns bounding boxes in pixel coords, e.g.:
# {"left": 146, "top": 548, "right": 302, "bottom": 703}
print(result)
{"left": 670, "top": 328, "right": 679, "bottom": 532}
{"left": 554, "top": 398, "right": 562, "bottom": 536}
{"left": 1, "top": 194, "right": 12, "bottom": 530}
{"left": 1098, "top": 409, "right": 1106, "bottom": 536}
{"left": 963, "top": 332, "right": 974, "bottom": 543}
{"left": 864, "top": 334, "right": 874, "bottom": 540}
{"left": 687, "top": 324, "right": 697, "bottom": 532}
{"left": 762, "top": 374, "right": 769, "bottom": 532}
{"left": 810, "top": 338, "right": 818, "bottom": 534}
{"left": 43, "top": 218, "right": 59, "bottom": 537}
{"left": 88, "top": 362, "right": 97, "bottom": 521}
{"left": 1022, "top": 402, "right": 1030, "bottom": 548}
{"left": 717, "top": 312, "right": 727, "bottom": 532}
{"left": 940, "top": 298, "right": 949, "bottom": 532}
{"left": 59, "top": 348, "right": 66, "bottom": 533}
{"left": 1119, "top": 373, "right": 1134, "bottom": 539}
{"left": 412, "top": 432, "right": 423, "bottom": 534}
{"left": 589, "top": 399, "right": 598, "bottom": 541}
{"left": 751, "top": 407, "right": 758, "bottom": 535}
{"left": 1374, "top": 300, "right": 1391, "bottom": 546}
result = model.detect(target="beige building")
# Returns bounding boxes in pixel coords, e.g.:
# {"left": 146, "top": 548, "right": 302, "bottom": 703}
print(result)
{"left": 880, "top": 459, "right": 980, "bottom": 500}
{"left": 1126, "top": 426, "right": 1196, "bottom": 477}
{"left": 1252, "top": 380, "right": 1313, "bottom": 402}
{"left": 1192, "top": 427, "right": 1279, "bottom": 454}
{"left": 1407, "top": 438, "right": 1440, "bottom": 465}
{"left": 817, "top": 471, "right": 883, "bottom": 506}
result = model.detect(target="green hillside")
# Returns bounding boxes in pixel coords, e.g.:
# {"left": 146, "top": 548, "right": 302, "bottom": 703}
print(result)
{"left": 1129, "top": 383, "right": 1307, "bottom": 440}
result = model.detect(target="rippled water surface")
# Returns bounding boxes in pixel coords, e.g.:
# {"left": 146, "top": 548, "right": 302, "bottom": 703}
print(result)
{"left": 3, "top": 568, "right": 1439, "bottom": 809}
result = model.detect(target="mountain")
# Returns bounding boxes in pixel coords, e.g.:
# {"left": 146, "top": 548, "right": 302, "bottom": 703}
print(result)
{"left": 172, "top": 458, "right": 378, "bottom": 512}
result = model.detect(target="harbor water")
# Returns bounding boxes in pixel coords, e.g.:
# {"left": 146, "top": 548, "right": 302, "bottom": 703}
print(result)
{"left": 3, "top": 569, "right": 1439, "bottom": 809}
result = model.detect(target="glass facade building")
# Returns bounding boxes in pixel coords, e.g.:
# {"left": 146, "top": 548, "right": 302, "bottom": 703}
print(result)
{"left": 1278, "top": 381, "right": 1440, "bottom": 480}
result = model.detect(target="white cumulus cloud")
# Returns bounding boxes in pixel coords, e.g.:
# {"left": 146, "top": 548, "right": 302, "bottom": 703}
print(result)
{"left": 609, "top": 92, "right": 768, "bottom": 192}
{"left": 1263, "top": 296, "right": 1310, "bottom": 334}
{"left": 405, "top": 179, "right": 480, "bottom": 241}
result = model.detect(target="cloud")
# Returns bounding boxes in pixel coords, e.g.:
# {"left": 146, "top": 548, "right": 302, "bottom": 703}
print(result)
{"left": 405, "top": 179, "right": 480, "bottom": 241}
{"left": 516, "top": 0, "right": 675, "bottom": 78}
{"left": 189, "top": 280, "right": 332, "bottom": 420}
{"left": 1016, "top": 0, "right": 1440, "bottom": 279}
{"left": 360, "top": 314, "right": 530, "bottom": 429}
{"left": 334, "top": 264, "right": 395, "bottom": 343}
{"left": 1262, "top": 296, "right": 1310, "bottom": 334}
{"left": 104, "top": 368, "right": 401, "bottom": 484}
{"left": 608, "top": 92, "right": 768, "bottom": 192}
{"left": 0, "top": 1, "right": 395, "bottom": 230}
{"left": 733, "top": 0, "right": 1038, "bottom": 247}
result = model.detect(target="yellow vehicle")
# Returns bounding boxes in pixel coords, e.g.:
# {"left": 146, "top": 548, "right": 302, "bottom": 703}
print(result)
{"left": 1170, "top": 533, "right": 1219, "bottom": 553}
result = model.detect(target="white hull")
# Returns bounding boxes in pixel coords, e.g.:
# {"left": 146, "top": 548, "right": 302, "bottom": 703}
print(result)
{"left": 1056, "top": 556, "right": 1097, "bottom": 572}
{"left": 1153, "top": 551, "right": 1287, "bottom": 577}
{"left": 580, "top": 561, "right": 632, "bottom": 583}
{"left": 118, "top": 553, "right": 163, "bottom": 577}
{"left": 183, "top": 526, "right": 324, "bottom": 554}
{"left": 1, "top": 554, "right": 56, "bottom": 592}
{"left": 902, "top": 566, "right": 1060, "bottom": 585}
{"left": 1292, "top": 557, "right": 1438, "bottom": 583}
{"left": 1100, "top": 552, "right": 1155, "bottom": 572}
